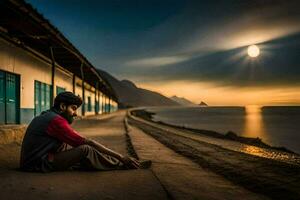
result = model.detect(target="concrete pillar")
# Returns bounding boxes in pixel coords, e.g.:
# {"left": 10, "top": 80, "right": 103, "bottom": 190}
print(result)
{"left": 49, "top": 46, "right": 55, "bottom": 105}
{"left": 98, "top": 88, "right": 100, "bottom": 114}
{"left": 80, "top": 62, "right": 85, "bottom": 116}
{"left": 95, "top": 82, "right": 98, "bottom": 114}
{"left": 72, "top": 74, "right": 75, "bottom": 94}
{"left": 108, "top": 97, "right": 111, "bottom": 113}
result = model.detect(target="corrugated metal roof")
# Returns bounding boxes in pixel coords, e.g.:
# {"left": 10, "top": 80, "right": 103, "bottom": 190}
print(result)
{"left": 0, "top": 0, "right": 118, "bottom": 102}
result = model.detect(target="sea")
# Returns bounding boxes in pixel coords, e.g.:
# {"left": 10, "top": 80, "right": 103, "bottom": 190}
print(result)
{"left": 145, "top": 106, "right": 300, "bottom": 154}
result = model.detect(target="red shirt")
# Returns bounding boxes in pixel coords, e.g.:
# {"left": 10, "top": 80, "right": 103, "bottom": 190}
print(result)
{"left": 46, "top": 115, "right": 85, "bottom": 147}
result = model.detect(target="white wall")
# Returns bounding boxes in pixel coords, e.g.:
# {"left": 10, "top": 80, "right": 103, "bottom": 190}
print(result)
{"left": 55, "top": 67, "right": 73, "bottom": 96}
{"left": 0, "top": 38, "right": 52, "bottom": 109}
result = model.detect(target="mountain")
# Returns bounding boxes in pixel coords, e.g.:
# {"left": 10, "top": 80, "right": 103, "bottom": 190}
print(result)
{"left": 170, "top": 95, "right": 197, "bottom": 106}
{"left": 199, "top": 101, "right": 208, "bottom": 107}
{"left": 97, "top": 69, "right": 180, "bottom": 108}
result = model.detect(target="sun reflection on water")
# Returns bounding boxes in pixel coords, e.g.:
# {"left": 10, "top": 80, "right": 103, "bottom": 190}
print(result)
{"left": 243, "top": 105, "right": 267, "bottom": 140}
{"left": 240, "top": 106, "right": 297, "bottom": 161}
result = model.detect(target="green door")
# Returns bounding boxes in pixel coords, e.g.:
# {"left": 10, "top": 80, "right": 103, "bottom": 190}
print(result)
{"left": 41, "top": 82, "right": 46, "bottom": 112}
{"left": 5, "top": 73, "right": 18, "bottom": 123}
{"left": 0, "top": 71, "right": 19, "bottom": 124}
{"left": 34, "top": 81, "right": 41, "bottom": 116}
{"left": 0, "top": 71, "right": 5, "bottom": 124}
{"left": 45, "top": 84, "right": 51, "bottom": 110}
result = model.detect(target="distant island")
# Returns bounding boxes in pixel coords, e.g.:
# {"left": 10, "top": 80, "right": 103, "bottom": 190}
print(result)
{"left": 199, "top": 101, "right": 208, "bottom": 107}
{"left": 170, "top": 95, "right": 197, "bottom": 106}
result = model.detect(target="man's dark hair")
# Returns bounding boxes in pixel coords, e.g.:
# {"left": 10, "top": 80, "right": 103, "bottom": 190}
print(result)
{"left": 53, "top": 92, "right": 83, "bottom": 110}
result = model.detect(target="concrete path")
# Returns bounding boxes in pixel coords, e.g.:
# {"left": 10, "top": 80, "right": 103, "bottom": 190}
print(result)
{"left": 0, "top": 110, "right": 168, "bottom": 200}
{"left": 126, "top": 118, "right": 268, "bottom": 200}
{"left": 72, "top": 111, "right": 128, "bottom": 155}
{"left": 0, "top": 110, "right": 272, "bottom": 200}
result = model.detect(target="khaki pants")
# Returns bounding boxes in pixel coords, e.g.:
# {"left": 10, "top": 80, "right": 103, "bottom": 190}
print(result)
{"left": 52, "top": 144, "right": 125, "bottom": 171}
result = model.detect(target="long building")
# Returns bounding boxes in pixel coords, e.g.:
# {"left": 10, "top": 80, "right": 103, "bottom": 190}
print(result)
{"left": 0, "top": 0, "right": 118, "bottom": 124}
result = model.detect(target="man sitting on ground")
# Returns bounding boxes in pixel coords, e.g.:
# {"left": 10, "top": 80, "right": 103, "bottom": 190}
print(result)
{"left": 20, "top": 92, "right": 149, "bottom": 172}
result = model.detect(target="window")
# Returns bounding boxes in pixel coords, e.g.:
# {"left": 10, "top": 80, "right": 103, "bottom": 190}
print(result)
{"left": 56, "top": 86, "right": 65, "bottom": 95}
{"left": 34, "top": 80, "right": 51, "bottom": 116}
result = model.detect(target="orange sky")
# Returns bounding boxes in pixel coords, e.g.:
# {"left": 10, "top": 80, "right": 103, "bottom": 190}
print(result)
{"left": 138, "top": 81, "right": 300, "bottom": 106}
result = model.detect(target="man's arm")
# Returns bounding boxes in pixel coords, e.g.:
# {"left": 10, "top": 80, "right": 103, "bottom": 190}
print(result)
{"left": 84, "top": 138, "right": 123, "bottom": 160}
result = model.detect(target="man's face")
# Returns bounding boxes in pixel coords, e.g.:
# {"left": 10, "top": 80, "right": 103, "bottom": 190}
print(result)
{"left": 60, "top": 103, "right": 78, "bottom": 124}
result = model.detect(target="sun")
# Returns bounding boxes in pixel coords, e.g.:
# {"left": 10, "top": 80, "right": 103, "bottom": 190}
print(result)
{"left": 247, "top": 45, "right": 260, "bottom": 57}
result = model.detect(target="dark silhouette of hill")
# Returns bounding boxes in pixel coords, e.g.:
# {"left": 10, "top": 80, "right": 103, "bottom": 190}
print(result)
{"left": 199, "top": 101, "right": 208, "bottom": 107}
{"left": 170, "top": 95, "right": 197, "bottom": 106}
{"left": 97, "top": 69, "right": 179, "bottom": 108}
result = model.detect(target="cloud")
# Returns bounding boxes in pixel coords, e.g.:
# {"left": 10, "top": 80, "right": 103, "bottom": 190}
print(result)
{"left": 182, "top": 1, "right": 300, "bottom": 53}
{"left": 117, "top": 32, "right": 300, "bottom": 88}
{"left": 112, "top": 0, "right": 300, "bottom": 73}
{"left": 124, "top": 55, "right": 191, "bottom": 67}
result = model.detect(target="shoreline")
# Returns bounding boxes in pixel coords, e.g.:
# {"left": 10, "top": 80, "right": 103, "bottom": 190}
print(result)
{"left": 130, "top": 109, "right": 297, "bottom": 155}
{"left": 128, "top": 111, "right": 300, "bottom": 200}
